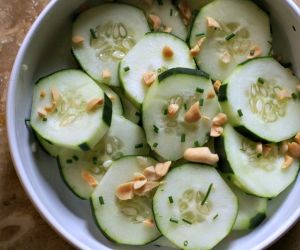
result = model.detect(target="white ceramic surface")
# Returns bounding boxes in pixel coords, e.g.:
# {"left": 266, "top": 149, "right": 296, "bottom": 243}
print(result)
{"left": 6, "top": 0, "right": 300, "bottom": 249}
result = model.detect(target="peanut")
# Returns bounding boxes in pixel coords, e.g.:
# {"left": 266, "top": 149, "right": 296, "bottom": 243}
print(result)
{"left": 185, "top": 101, "right": 201, "bottom": 123}
{"left": 183, "top": 147, "right": 219, "bottom": 165}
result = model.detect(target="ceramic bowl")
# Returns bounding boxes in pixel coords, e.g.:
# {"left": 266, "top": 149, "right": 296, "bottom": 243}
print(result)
{"left": 6, "top": 0, "right": 300, "bottom": 249}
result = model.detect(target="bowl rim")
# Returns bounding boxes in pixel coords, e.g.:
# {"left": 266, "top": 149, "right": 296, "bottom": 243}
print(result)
{"left": 6, "top": 0, "right": 300, "bottom": 249}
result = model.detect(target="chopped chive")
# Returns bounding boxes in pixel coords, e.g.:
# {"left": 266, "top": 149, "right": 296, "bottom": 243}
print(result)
{"left": 123, "top": 66, "right": 130, "bottom": 72}
{"left": 66, "top": 159, "right": 73, "bottom": 164}
{"left": 184, "top": 241, "right": 188, "bottom": 246}
{"left": 181, "top": 134, "right": 186, "bottom": 143}
{"left": 135, "top": 111, "right": 140, "bottom": 117}
{"left": 169, "top": 218, "right": 178, "bottom": 223}
{"left": 257, "top": 153, "right": 262, "bottom": 158}
{"left": 292, "top": 92, "right": 298, "bottom": 100}
{"left": 182, "top": 218, "right": 192, "bottom": 225}
{"left": 168, "top": 196, "right": 174, "bottom": 204}
{"left": 237, "top": 109, "right": 243, "bottom": 117}
{"left": 196, "top": 87, "right": 204, "bottom": 93}
{"left": 199, "top": 98, "right": 204, "bottom": 106}
{"left": 72, "top": 155, "right": 79, "bottom": 161}
{"left": 90, "top": 28, "right": 97, "bottom": 39}
{"left": 201, "top": 183, "right": 213, "bottom": 205}
{"left": 153, "top": 142, "right": 158, "bottom": 148}
{"left": 183, "top": 103, "right": 187, "bottom": 110}
{"left": 194, "top": 140, "right": 200, "bottom": 147}
{"left": 153, "top": 125, "right": 159, "bottom": 134}
{"left": 249, "top": 49, "right": 255, "bottom": 56}
{"left": 257, "top": 77, "right": 265, "bottom": 84}
{"left": 99, "top": 196, "right": 105, "bottom": 205}
{"left": 292, "top": 25, "right": 296, "bottom": 32}
{"left": 225, "top": 33, "right": 236, "bottom": 41}
{"left": 42, "top": 117, "right": 47, "bottom": 122}
{"left": 196, "top": 32, "right": 205, "bottom": 37}
{"left": 135, "top": 143, "right": 143, "bottom": 148}
{"left": 24, "top": 118, "right": 31, "bottom": 128}
{"left": 164, "top": 108, "right": 168, "bottom": 115}
{"left": 170, "top": 8, "right": 173, "bottom": 16}
{"left": 213, "top": 214, "right": 219, "bottom": 220}
{"left": 157, "top": 0, "right": 163, "bottom": 5}
{"left": 92, "top": 156, "right": 97, "bottom": 162}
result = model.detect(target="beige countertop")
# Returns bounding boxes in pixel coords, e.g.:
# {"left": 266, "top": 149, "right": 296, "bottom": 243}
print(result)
{"left": 0, "top": 0, "right": 299, "bottom": 249}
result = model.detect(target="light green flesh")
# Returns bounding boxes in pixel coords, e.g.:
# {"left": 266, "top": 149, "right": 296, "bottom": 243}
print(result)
{"left": 143, "top": 72, "right": 220, "bottom": 161}
{"left": 222, "top": 57, "right": 300, "bottom": 142}
{"left": 72, "top": 3, "right": 150, "bottom": 86}
{"left": 223, "top": 125, "right": 299, "bottom": 198}
{"left": 31, "top": 69, "right": 108, "bottom": 150}
{"left": 91, "top": 156, "right": 161, "bottom": 245}
{"left": 227, "top": 181, "right": 267, "bottom": 231}
{"left": 36, "top": 134, "right": 60, "bottom": 157}
{"left": 189, "top": 0, "right": 271, "bottom": 81}
{"left": 59, "top": 116, "right": 149, "bottom": 199}
{"left": 153, "top": 164, "right": 238, "bottom": 250}
{"left": 98, "top": 83, "right": 123, "bottom": 115}
{"left": 120, "top": 33, "right": 196, "bottom": 107}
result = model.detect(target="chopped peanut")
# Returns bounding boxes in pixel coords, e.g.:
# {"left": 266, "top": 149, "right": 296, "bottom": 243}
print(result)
{"left": 212, "top": 113, "right": 227, "bottom": 126}
{"left": 178, "top": 0, "right": 192, "bottom": 25}
{"left": 162, "top": 46, "right": 174, "bottom": 59}
{"left": 81, "top": 170, "right": 98, "bottom": 188}
{"left": 116, "top": 182, "right": 134, "bottom": 200}
{"left": 72, "top": 35, "right": 84, "bottom": 44}
{"left": 296, "top": 85, "right": 300, "bottom": 93}
{"left": 108, "top": 94, "right": 115, "bottom": 101}
{"left": 133, "top": 173, "right": 147, "bottom": 190}
{"left": 276, "top": 89, "right": 291, "bottom": 101}
{"left": 155, "top": 161, "right": 172, "bottom": 177}
{"left": 282, "top": 154, "right": 294, "bottom": 169}
{"left": 206, "top": 90, "right": 215, "bottom": 99}
{"left": 37, "top": 108, "right": 47, "bottom": 118}
{"left": 185, "top": 101, "right": 201, "bottom": 123}
{"left": 86, "top": 97, "right": 104, "bottom": 111}
{"left": 40, "top": 89, "right": 46, "bottom": 98}
{"left": 44, "top": 103, "right": 56, "bottom": 113}
{"left": 149, "top": 14, "right": 161, "bottom": 30}
{"left": 255, "top": 143, "right": 263, "bottom": 154}
{"left": 210, "top": 125, "right": 223, "bottom": 137}
{"left": 247, "top": 46, "right": 262, "bottom": 59}
{"left": 288, "top": 142, "right": 300, "bottom": 158}
{"left": 164, "top": 26, "right": 172, "bottom": 33}
{"left": 168, "top": 103, "right": 179, "bottom": 118}
{"left": 102, "top": 69, "right": 111, "bottom": 79}
{"left": 51, "top": 87, "right": 61, "bottom": 104}
{"left": 280, "top": 141, "right": 289, "bottom": 154}
{"left": 262, "top": 145, "right": 272, "bottom": 157}
{"left": 143, "top": 71, "right": 157, "bottom": 86}
{"left": 213, "top": 80, "right": 222, "bottom": 93}
{"left": 142, "top": 218, "right": 155, "bottom": 227}
{"left": 295, "top": 132, "right": 300, "bottom": 144}
{"left": 134, "top": 181, "right": 160, "bottom": 196}
{"left": 184, "top": 147, "right": 219, "bottom": 165}
{"left": 190, "top": 44, "right": 201, "bottom": 57}
{"left": 206, "top": 16, "right": 221, "bottom": 29}
{"left": 220, "top": 51, "right": 231, "bottom": 64}
{"left": 143, "top": 166, "right": 160, "bottom": 181}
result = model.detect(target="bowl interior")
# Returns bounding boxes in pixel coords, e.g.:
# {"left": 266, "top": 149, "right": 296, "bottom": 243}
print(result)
{"left": 7, "top": 0, "right": 300, "bottom": 249}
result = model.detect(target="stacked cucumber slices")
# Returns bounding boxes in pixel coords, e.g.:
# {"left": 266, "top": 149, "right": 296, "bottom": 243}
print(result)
{"left": 29, "top": 0, "right": 300, "bottom": 249}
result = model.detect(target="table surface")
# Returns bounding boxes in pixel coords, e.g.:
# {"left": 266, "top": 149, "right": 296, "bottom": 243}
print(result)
{"left": 0, "top": 0, "right": 300, "bottom": 249}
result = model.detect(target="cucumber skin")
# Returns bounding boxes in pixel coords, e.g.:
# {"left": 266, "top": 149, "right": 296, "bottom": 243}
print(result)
{"left": 249, "top": 212, "right": 266, "bottom": 229}
{"left": 158, "top": 67, "right": 210, "bottom": 82}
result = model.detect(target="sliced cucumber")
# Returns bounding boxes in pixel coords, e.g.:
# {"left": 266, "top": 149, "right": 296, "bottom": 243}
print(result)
{"left": 58, "top": 116, "right": 149, "bottom": 199}
{"left": 189, "top": 0, "right": 271, "bottom": 81}
{"left": 30, "top": 69, "right": 112, "bottom": 151}
{"left": 91, "top": 156, "right": 161, "bottom": 245}
{"left": 143, "top": 68, "right": 220, "bottom": 161}
{"left": 99, "top": 83, "right": 123, "bottom": 115}
{"left": 219, "top": 57, "right": 300, "bottom": 142}
{"left": 72, "top": 3, "right": 150, "bottom": 86}
{"left": 119, "top": 32, "right": 196, "bottom": 107}
{"left": 36, "top": 133, "right": 60, "bottom": 157}
{"left": 226, "top": 180, "right": 267, "bottom": 231}
{"left": 153, "top": 163, "right": 238, "bottom": 249}
{"left": 215, "top": 125, "right": 299, "bottom": 198}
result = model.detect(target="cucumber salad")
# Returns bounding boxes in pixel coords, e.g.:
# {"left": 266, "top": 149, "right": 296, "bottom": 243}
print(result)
{"left": 28, "top": 0, "right": 300, "bottom": 249}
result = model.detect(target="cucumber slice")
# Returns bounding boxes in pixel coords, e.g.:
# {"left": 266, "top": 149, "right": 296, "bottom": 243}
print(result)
{"left": 219, "top": 57, "right": 300, "bottom": 142}
{"left": 227, "top": 180, "right": 267, "bottom": 231}
{"left": 30, "top": 69, "right": 112, "bottom": 151}
{"left": 72, "top": 3, "right": 150, "bottom": 86}
{"left": 58, "top": 116, "right": 149, "bottom": 199}
{"left": 215, "top": 125, "right": 299, "bottom": 198}
{"left": 143, "top": 68, "right": 220, "bottom": 161}
{"left": 189, "top": 0, "right": 271, "bottom": 81}
{"left": 153, "top": 163, "right": 238, "bottom": 249}
{"left": 36, "top": 133, "right": 60, "bottom": 157}
{"left": 99, "top": 83, "right": 123, "bottom": 115}
{"left": 91, "top": 156, "right": 161, "bottom": 245}
{"left": 119, "top": 32, "right": 196, "bottom": 107}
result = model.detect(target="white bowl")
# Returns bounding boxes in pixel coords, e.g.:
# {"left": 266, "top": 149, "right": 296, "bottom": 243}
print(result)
{"left": 6, "top": 0, "right": 300, "bottom": 249}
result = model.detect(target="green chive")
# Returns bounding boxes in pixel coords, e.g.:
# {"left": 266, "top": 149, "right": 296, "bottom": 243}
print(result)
{"left": 196, "top": 33, "right": 205, "bottom": 37}
{"left": 182, "top": 218, "right": 192, "bottom": 225}
{"left": 72, "top": 155, "right": 79, "bottom": 161}
{"left": 237, "top": 109, "right": 243, "bottom": 117}
{"left": 99, "top": 196, "right": 105, "bottom": 205}
{"left": 123, "top": 66, "right": 130, "bottom": 72}
{"left": 196, "top": 87, "right": 204, "bottom": 93}
{"left": 153, "top": 125, "right": 159, "bottom": 133}
{"left": 249, "top": 49, "right": 255, "bottom": 56}
{"left": 225, "top": 33, "right": 235, "bottom": 41}
{"left": 153, "top": 142, "right": 158, "bottom": 148}
{"left": 90, "top": 28, "right": 97, "bottom": 39}
{"left": 184, "top": 103, "right": 187, "bottom": 110}
{"left": 157, "top": 0, "right": 163, "bottom": 5}
{"left": 257, "top": 77, "right": 265, "bottom": 84}
{"left": 66, "top": 159, "right": 73, "bottom": 164}
{"left": 164, "top": 108, "right": 168, "bottom": 115}
{"left": 292, "top": 93, "right": 298, "bottom": 100}
{"left": 213, "top": 214, "right": 219, "bottom": 220}
{"left": 92, "top": 156, "right": 97, "bottom": 162}
{"left": 199, "top": 98, "right": 204, "bottom": 106}
{"left": 135, "top": 111, "right": 140, "bottom": 117}
{"left": 42, "top": 117, "right": 47, "bottom": 122}
{"left": 135, "top": 143, "right": 143, "bottom": 148}
{"left": 201, "top": 183, "right": 213, "bottom": 205}
{"left": 170, "top": 8, "right": 173, "bottom": 16}
{"left": 184, "top": 241, "right": 188, "bottom": 246}
{"left": 181, "top": 134, "right": 186, "bottom": 143}
{"left": 169, "top": 218, "right": 178, "bottom": 223}
{"left": 194, "top": 140, "right": 200, "bottom": 147}
{"left": 257, "top": 153, "right": 262, "bottom": 158}
{"left": 168, "top": 196, "right": 174, "bottom": 204}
